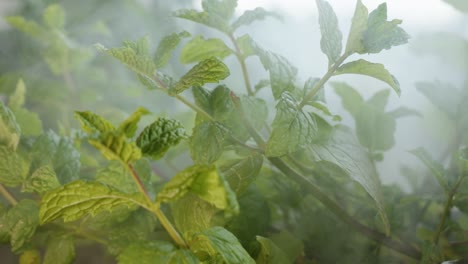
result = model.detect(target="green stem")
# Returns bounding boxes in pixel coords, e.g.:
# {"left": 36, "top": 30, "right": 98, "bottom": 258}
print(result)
{"left": 174, "top": 94, "right": 215, "bottom": 122}
{"left": 299, "top": 53, "right": 349, "bottom": 109}
{"left": 0, "top": 184, "right": 18, "bottom": 206}
{"left": 126, "top": 163, "right": 187, "bottom": 247}
{"left": 228, "top": 33, "right": 254, "bottom": 96}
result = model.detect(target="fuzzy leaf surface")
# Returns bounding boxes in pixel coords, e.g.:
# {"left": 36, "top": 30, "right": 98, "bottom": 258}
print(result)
{"left": 75, "top": 111, "right": 115, "bottom": 134}
{"left": 39, "top": 180, "right": 147, "bottom": 224}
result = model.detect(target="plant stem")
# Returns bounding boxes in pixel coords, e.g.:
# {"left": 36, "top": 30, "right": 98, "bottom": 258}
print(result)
{"left": 174, "top": 94, "right": 214, "bottom": 122}
{"left": 126, "top": 163, "right": 187, "bottom": 247}
{"left": 299, "top": 53, "right": 349, "bottom": 109}
{"left": 228, "top": 33, "right": 254, "bottom": 96}
{"left": 0, "top": 184, "right": 18, "bottom": 206}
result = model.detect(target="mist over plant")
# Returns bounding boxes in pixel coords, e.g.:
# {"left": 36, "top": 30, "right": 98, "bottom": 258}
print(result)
{"left": 0, "top": 0, "right": 467, "bottom": 263}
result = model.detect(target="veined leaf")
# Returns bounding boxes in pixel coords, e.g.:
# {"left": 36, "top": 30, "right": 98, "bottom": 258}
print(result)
{"left": 118, "top": 107, "right": 150, "bottom": 138}
{"left": 170, "top": 58, "right": 230, "bottom": 95}
{"left": 39, "top": 180, "right": 148, "bottom": 224}
{"left": 0, "top": 146, "right": 29, "bottom": 187}
{"left": 192, "top": 227, "right": 255, "bottom": 264}
{"left": 232, "top": 7, "right": 282, "bottom": 30}
{"left": 0, "top": 101, "right": 21, "bottom": 150}
{"left": 174, "top": 9, "right": 231, "bottom": 34}
{"left": 43, "top": 235, "right": 75, "bottom": 264}
{"left": 154, "top": 31, "right": 190, "bottom": 69}
{"left": 255, "top": 236, "right": 290, "bottom": 264}
{"left": 171, "top": 194, "right": 217, "bottom": 236}
{"left": 118, "top": 241, "right": 198, "bottom": 264}
{"left": 410, "top": 148, "right": 448, "bottom": 192}
{"left": 334, "top": 59, "right": 401, "bottom": 95}
{"left": 345, "top": 0, "right": 368, "bottom": 54}
{"left": 221, "top": 154, "right": 263, "bottom": 194}
{"left": 157, "top": 165, "right": 239, "bottom": 216}
{"left": 43, "top": 4, "right": 65, "bottom": 30}
{"left": 316, "top": 0, "right": 343, "bottom": 65}
{"left": 309, "top": 128, "right": 390, "bottom": 234}
{"left": 22, "top": 165, "right": 60, "bottom": 194}
{"left": 363, "top": 3, "right": 409, "bottom": 54}
{"left": 4, "top": 200, "right": 39, "bottom": 253}
{"left": 75, "top": 111, "right": 115, "bottom": 134}
{"left": 89, "top": 132, "right": 142, "bottom": 163}
{"left": 95, "top": 161, "right": 138, "bottom": 194}
{"left": 202, "top": 0, "right": 237, "bottom": 21}
{"left": 190, "top": 121, "right": 225, "bottom": 164}
{"left": 180, "top": 36, "right": 232, "bottom": 64}
{"left": 136, "top": 117, "right": 187, "bottom": 160}
{"left": 266, "top": 92, "right": 317, "bottom": 157}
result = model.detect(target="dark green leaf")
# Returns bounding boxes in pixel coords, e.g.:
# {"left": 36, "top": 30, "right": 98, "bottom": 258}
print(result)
{"left": 136, "top": 117, "right": 187, "bottom": 160}
{"left": 75, "top": 111, "right": 115, "bottom": 134}
{"left": 334, "top": 59, "right": 401, "bottom": 95}
{"left": 181, "top": 36, "right": 232, "bottom": 64}
{"left": 22, "top": 165, "right": 60, "bottom": 194}
{"left": 316, "top": 0, "right": 343, "bottom": 65}
{"left": 309, "top": 128, "right": 390, "bottom": 234}
{"left": 118, "top": 241, "right": 199, "bottom": 264}
{"left": 221, "top": 154, "right": 263, "bottom": 194}
{"left": 0, "top": 146, "right": 29, "bottom": 187}
{"left": 39, "top": 180, "right": 147, "bottom": 224}
{"left": 266, "top": 92, "right": 316, "bottom": 157}
{"left": 0, "top": 101, "right": 21, "bottom": 150}
{"left": 410, "top": 148, "right": 448, "bottom": 192}
{"left": 232, "top": 7, "right": 281, "bottom": 30}
{"left": 170, "top": 58, "right": 230, "bottom": 96}
{"left": 5, "top": 200, "right": 39, "bottom": 252}
{"left": 118, "top": 107, "right": 150, "bottom": 138}
{"left": 190, "top": 121, "right": 225, "bottom": 164}
{"left": 154, "top": 31, "right": 191, "bottom": 69}
{"left": 345, "top": 0, "right": 368, "bottom": 54}
{"left": 193, "top": 227, "right": 255, "bottom": 264}
{"left": 43, "top": 235, "right": 75, "bottom": 264}
{"left": 363, "top": 3, "right": 410, "bottom": 54}
{"left": 255, "top": 236, "right": 290, "bottom": 264}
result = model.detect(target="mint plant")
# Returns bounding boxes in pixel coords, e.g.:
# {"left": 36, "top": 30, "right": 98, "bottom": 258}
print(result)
{"left": 0, "top": 0, "right": 467, "bottom": 263}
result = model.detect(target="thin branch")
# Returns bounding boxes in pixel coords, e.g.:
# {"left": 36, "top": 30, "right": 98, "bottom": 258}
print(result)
{"left": 228, "top": 33, "right": 254, "bottom": 96}
{"left": 0, "top": 184, "right": 18, "bottom": 206}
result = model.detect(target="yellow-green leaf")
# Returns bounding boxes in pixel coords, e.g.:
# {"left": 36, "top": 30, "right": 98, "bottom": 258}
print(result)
{"left": 118, "top": 107, "right": 150, "bottom": 138}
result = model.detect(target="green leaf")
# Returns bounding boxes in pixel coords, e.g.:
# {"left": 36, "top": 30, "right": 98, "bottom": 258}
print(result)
{"left": 316, "top": 0, "right": 343, "bottom": 65}
{"left": 118, "top": 107, "right": 150, "bottom": 138}
{"left": 89, "top": 132, "right": 142, "bottom": 163}
{"left": 255, "top": 236, "right": 290, "bottom": 264}
{"left": 39, "top": 180, "right": 147, "bottom": 224}
{"left": 345, "top": 0, "right": 368, "bottom": 54}
{"left": 266, "top": 92, "right": 317, "bottom": 157}
{"left": 170, "top": 58, "right": 230, "bottom": 95}
{"left": 334, "top": 59, "right": 401, "bottom": 95}
{"left": 238, "top": 96, "right": 268, "bottom": 131}
{"left": 410, "top": 148, "right": 448, "bottom": 192}
{"left": 388, "top": 107, "right": 422, "bottom": 119}
{"left": 19, "top": 250, "right": 41, "bottom": 264}
{"left": 75, "top": 111, "right": 115, "bottom": 134}
{"left": 171, "top": 194, "right": 217, "bottom": 236}
{"left": 43, "top": 4, "right": 65, "bottom": 30}
{"left": 363, "top": 3, "right": 409, "bottom": 54}
{"left": 416, "top": 81, "right": 460, "bottom": 119}
{"left": 252, "top": 43, "right": 298, "bottom": 100}
{"left": 174, "top": 9, "right": 231, "bottom": 34}
{"left": 190, "top": 121, "right": 225, "bottom": 164}
{"left": 22, "top": 165, "right": 60, "bottom": 194}
{"left": 9, "top": 79, "right": 26, "bottom": 109}
{"left": 355, "top": 105, "right": 396, "bottom": 151}
{"left": 0, "top": 146, "right": 29, "bottom": 187}
{"left": 11, "top": 108, "right": 43, "bottom": 136}
{"left": 96, "top": 37, "right": 155, "bottom": 78}
{"left": 43, "top": 235, "right": 75, "bottom": 264}
{"left": 367, "top": 89, "right": 390, "bottom": 111}
{"left": 181, "top": 36, "right": 232, "bottom": 64}
{"left": 193, "top": 227, "right": 255, "bottom": 264}
{"left": 268, "top": 231, "right": 304, "bottom": 263}
{"left": 0, "top": 101, "right": 21, "bottom": 150}
{"left": 136, "top": 117, "right": 187, "bottom": 160}
{"left": 236, "top": 34, "right": 256, "bottom": 58}
{"left": 332, "top": 82, "right": 364, "bottom": 116}
{"left": 157, "top": 165, "right": 239, "bottom": 215}
{"left": 309, "top": 128, "right": 390, "bottom": 234}
{"left": 118, "top": 241, "right": 199, "bottom": 264}
{"left": 444, "top": 0, "right": 468, "bottom": 13}
{"left": 232, "top": 7, "right": 282, "bottom": 30}
{"left": 202, "top": 0, "right": 237, "bottom": 21}
{"left": 154, "top": 31, "right": 191, "bottom": 69}
{"left": 5, "top": 200, "right": 39, "bottom": 253}
{"left": 221, "top": 154, "right": 263, "bottom": 194}
{"left": 95, "top": 161, "right": 138, "bottom": 194}
{"left": 31, "top": 130, "right": 80, "bottom": 184}
{"left": 6, "top": 16, "right": 46, "bottom": 40}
